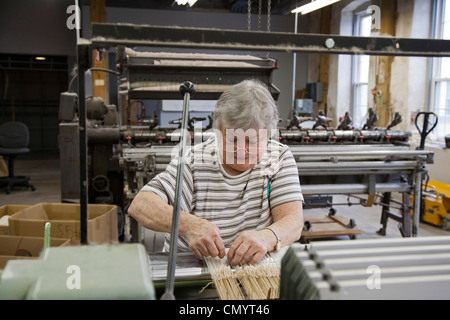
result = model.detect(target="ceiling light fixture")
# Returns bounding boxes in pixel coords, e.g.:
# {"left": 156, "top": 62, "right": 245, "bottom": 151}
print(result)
{"left": 291, "top": 0, "right": 342, "bottom": 15}
{"left": 175, "top": 0, "right": 198, "bottom": 7}
{"left": 35, "top": 57, "right": 46, "bottom": 61}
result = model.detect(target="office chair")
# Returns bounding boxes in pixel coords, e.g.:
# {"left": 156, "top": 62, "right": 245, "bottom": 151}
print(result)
{"left": 0, "top": 121, "right": 36, "bottom": 194}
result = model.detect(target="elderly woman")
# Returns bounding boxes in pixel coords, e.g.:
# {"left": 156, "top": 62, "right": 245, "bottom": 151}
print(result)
{"left": 128, "top": 79, "right": 304, "bottom": 266}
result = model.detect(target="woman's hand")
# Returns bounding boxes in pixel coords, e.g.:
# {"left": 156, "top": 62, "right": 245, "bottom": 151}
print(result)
{"left": 184, "top": 218, "right": 226, "bottom": 260}
{"left": 227, "top": 229, "right": 276, "bottom": 266}
{"left": 227, "top": 200, "right": 304, "bottom": 266}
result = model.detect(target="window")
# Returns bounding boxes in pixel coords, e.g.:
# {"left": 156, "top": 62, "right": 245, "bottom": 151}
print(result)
{"left": 352, "top": 11, "right": 372, "bottom": 128}
{"left": 432, "top": 0, "right": 450, "bottom": 139}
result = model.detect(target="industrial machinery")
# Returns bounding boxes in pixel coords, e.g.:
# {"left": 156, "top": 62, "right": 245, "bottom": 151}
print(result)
{"left": 50, "top": 19, "right": 450, "bottom": 299}
{"left": 60, "top": 20, "right": 450, "bottom": 252}
{"left": 421, "top": 180, "right": 450, "bottom": 230}
{"left": 280, "top": 236, "right": 450, "bottom": 300}
{"left": 59, "top": 46, "right": 434, "bottom": 245}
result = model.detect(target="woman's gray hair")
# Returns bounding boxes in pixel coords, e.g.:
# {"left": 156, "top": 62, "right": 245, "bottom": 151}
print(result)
{"left": 212, "top": 79, "right": 279, "bottom": 135}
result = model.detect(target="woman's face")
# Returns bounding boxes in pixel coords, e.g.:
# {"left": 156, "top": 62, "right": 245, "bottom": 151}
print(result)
{"left": 219, "top": 126, "right": 268, "bottom": 175}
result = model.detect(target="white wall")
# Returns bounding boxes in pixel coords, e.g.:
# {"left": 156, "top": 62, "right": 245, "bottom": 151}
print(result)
{"left": 390, "top": 0, "right": 432, "bottom": 132}
{"left": 410, "top": 142, "right": 450, "bottom": 184}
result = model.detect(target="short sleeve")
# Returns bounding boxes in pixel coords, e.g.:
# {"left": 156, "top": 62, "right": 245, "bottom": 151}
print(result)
{"left": 268, "top": 147, "right": 304, "bottom": 208}
{"left": 139, "top": 154, "right": 194, "bottom": 214}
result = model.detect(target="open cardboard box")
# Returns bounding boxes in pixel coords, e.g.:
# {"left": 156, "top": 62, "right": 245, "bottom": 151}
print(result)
{"left": 0, "top": 235, "right": 70, "bottom": 269}
{"left": 8, "top": 203, "right": 118, "bottom": 245}
{"left": 0, "top": 205, "right": 30, "bottom": 235}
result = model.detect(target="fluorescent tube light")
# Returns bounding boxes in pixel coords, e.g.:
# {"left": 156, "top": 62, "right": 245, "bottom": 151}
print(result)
{"left": 175, "top": 0, "right": 198, "bottom": 6}
{"left": 292, "top": 0, "right": 341, "bottom": 15}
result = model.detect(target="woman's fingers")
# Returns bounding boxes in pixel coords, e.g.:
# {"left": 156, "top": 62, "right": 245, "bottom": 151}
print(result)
{"left": 227, "top": 230, "right": 269, "bottom": 266}
{"left": 186, "top": 219, "right": 225, "bottom": 259}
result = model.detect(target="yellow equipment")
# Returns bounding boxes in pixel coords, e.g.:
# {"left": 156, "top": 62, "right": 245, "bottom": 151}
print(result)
{"left": 421, "top": 180, "right": 450, "bottom": 230}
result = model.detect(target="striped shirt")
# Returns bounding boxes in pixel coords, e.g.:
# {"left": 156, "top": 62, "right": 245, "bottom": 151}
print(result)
{"left": 140, "top": 136, "right": 304, "bottom": 252}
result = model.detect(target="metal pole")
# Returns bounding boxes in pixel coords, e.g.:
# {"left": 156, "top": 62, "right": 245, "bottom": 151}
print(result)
{"left": 77, "top": 43, "right": 90, "bottom": 245}
{"left": 75, "top": 0, "right": 80, "bottom": 44}
{"left": 161, "top": 81, "right": 196, "bottom": 300}
{"left": 292, "top": 12, "right": 298, "bottom": 114}
{"left": 412, "top": 170, "right": 422, "bottom": 237}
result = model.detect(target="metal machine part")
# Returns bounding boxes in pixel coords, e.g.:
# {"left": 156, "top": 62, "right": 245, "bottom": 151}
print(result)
{"left": 118, "top": 48, "right": 279, "bottom": 101}
{"left": 415, "top": 112, "right": 439, "bottom": 151}
{"left": 91, "top": 23, "right": 450, "bottom": 57}
{"left": 161, "top": 81, "right": 196, "bottom": 300}
{"left": 148, "top": 251, "right": 217, "bottom": 299}
{"left": 149, "top": 252, "right": 210, "bottom": 284}
{"left": 280, "top": 237, "right": 450, "bottom": 300}
{"left": 421, "top": 180, "right": 450, "bottom": 229}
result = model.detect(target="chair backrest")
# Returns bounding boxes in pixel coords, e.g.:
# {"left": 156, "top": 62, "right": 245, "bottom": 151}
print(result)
{"left": 0, "top": 121, "right": 30, "bottom": 148}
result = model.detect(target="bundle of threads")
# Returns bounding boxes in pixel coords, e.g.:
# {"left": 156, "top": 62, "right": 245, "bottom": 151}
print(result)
{"left": 204, "top": 251, "right": 281, "bottom": 300}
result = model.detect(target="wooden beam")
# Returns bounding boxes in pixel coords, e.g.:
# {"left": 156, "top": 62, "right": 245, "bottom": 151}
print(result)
{"left": 318, "top": 6, "right": 332, "bottom": 114}
{"left": 90, "top": 0, "right": 107, "bottom": 102}
{"left": 376, "top": 0, "right": 397, "bottom": 127}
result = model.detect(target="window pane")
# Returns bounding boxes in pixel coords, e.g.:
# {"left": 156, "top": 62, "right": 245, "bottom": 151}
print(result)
{"left": 357, "top": 55, "right": 370, "bottom": 83}
{"left": 445, "top": 0, "right": 450, "bottom": 23}
{"left": 432, "top": 0, "right": 450, "bottom": 138}
{"left": 354, "top": 84, "right": 369, "bottom": 128}
{"left": 359, "top": 15, "right": 372, "bottom": 37}
{"left": 444, "top": 19, "right": 450, "bottom": 38}
{"left": 441, "top": 57, "right": 450, "bottom": 78}
{"left": 352, "top": 13, "right": 371, "bottom": 127}
{"left": 433, "top": 81, "right": 450, "bottom": 138}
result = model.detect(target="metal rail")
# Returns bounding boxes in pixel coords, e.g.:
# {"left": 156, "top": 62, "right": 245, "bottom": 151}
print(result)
{"left": 281, "top": 237, "right": 450, "bottom": 300}
{"left": 90, "top": 23, "right": 450, "bottom": 57}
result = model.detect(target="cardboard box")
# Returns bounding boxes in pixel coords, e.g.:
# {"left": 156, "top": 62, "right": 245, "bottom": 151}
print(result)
{"left": 0, "top": 235, "right": 70, "bottom": 269}
{"left": 8, "top": 203, "right": 118, "bottom": 245}
{"left": 0, "top": 205, "right": 30, "bottom": 235}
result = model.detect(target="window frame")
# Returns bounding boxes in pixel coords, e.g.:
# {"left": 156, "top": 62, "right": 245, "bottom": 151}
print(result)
{"left": 430, "top": 0, "right": 450, "bottom": 140}
{"left": 351, "top": 10, "right": 372, "bottom": 128}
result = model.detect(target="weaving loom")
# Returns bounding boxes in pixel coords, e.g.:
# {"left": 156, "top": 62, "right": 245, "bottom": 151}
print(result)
{"left": 204, "top": 251, "right": 281, "bottom": 300}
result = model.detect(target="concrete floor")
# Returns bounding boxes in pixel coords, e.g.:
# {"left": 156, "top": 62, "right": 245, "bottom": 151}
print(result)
{"left": 0, "top": 158, "right": 62, "bottom": 205}
{"left": 1, "top": 158, "right": 449, "bottom": 241}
